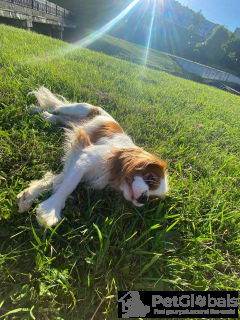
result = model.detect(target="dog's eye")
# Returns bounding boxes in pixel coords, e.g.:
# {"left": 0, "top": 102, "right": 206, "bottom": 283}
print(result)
{"left": 146, "top": 174, "right": 154, "bottom": 186}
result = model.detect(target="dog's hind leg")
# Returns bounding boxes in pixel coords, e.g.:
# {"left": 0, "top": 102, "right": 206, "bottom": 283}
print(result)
{"left": 17, "top": 172, "right": 64, "bottom": 213}
{"left": 30, "top": 87, "right": 113, "bottom": 120}
{"left": 30, "top": 108, "right": 74, "bottom": 125}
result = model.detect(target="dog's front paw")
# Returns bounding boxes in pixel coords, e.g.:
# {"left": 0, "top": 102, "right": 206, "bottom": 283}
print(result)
{"left": 36, "top": 200, "right": 62, "bottom": 228}
{"left": 17, "top": 188, "right": 34, "bottom": 213}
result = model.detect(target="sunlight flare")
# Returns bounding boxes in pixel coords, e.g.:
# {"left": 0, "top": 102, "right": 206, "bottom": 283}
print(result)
{"left": 74, "top": 0, "right": 141, "bottom": 47}
{"left": 144, "top": 0, "right": 157, "bottom": 65}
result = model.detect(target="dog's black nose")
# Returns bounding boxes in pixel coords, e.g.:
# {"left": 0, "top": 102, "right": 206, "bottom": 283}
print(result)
{"left": 137, "top": 193, "right": 148, "bottom": 204}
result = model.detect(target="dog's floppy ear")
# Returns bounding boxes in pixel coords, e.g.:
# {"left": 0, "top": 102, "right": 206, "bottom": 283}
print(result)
{"left": 144, "top": 162, "right": 167, "bottom": 178}
{"left": 106, "top": 148, "right": 166, "bottom": 187}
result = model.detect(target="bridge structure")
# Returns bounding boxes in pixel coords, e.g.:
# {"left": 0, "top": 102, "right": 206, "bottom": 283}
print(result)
{"left": 0, "top": 0, "right": 76, "bottom": 39}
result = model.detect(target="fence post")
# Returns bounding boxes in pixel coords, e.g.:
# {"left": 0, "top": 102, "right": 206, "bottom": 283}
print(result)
{"left": 56, "top": 5, "right": 57, "bottom": 16}
{"left": 46, "top": 0, "right": 47, "bottom": 13}
{"left": 32, "top": 0, "right": 33, "bottom": 9}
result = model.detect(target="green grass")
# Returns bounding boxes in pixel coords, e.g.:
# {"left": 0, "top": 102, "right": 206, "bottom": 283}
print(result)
{"left": 0, "top": 24, "right": 240, "bottom": 319}
{"left": 77, "top": 29, "right": 184, "bottom": 75}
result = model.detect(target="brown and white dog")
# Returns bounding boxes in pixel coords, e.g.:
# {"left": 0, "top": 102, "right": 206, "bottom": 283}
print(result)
{"left": 17, "top": 87, "right": 168, "bottom": 227}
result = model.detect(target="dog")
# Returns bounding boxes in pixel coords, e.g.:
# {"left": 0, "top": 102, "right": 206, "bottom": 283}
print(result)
{"left": 17, "top": 87, "right": 169, "bottom": 227}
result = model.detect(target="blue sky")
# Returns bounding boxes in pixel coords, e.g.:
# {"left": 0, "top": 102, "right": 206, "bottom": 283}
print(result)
{"left": 176, "top": 0, "right": 240, "bottom": 32}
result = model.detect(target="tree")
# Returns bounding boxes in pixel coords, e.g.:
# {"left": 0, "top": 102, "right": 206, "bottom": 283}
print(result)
{"left": 220, "top": 35, "right": 240, "bottom": 71}
{"left": 224, "top": 36, "right": 240, "bottom": 62}
{"left": 196, "top": 26, "right": 232, "bottom": 63}
{"left": 191, "top": 10, "right": 204, "bottom": 33}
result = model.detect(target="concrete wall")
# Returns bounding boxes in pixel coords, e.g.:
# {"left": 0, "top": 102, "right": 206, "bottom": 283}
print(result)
{"left": 0, "top": 0, "right": 75, "bottom": 38}
{"left": 172, "top": 56, "right": 240, "bottom": 85}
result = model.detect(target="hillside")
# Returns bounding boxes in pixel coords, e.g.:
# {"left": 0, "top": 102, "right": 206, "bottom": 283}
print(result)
{"left": 70, "top": 28, "right": 185, "bottom": 75}
{"left": 70, "top": 30, "right": 240, "bottom": 94}
{"left": 0, "top": 25, "right": 240, "bottom": 319}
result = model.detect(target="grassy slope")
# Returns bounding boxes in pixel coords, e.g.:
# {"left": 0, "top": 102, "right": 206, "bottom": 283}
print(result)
{"left": 69, "top": 29, "right": 184, "bottom": 75}
{"left": 0, "top": 25, "right": 240, "bottom": 319}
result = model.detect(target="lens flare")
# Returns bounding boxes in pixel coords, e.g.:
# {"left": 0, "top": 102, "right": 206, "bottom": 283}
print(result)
{"left": 74, "top": 0, "right": 141, "bottom": 47}
{"left": 144, "top": 0, "right": 157, "bottom": 65}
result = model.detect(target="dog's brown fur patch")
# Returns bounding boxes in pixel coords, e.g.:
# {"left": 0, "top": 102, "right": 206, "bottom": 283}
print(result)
{"left": 75, "top": 129, "right": 91, "bottom": 148}
{"left": 90, "top": 121, "right": 123, "bottom": 144}
{"left": 87, "top": 106, "right": 101, "bottom": 119}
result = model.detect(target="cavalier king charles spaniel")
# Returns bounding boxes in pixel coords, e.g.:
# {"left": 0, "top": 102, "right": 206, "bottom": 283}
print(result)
{"left": 17, "top": 87, "right": 169, "bottom": 227}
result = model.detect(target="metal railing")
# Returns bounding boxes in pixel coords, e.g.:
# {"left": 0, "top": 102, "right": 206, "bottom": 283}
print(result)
{"left": 3, "top": 0, "right": 72, "bottom": 20}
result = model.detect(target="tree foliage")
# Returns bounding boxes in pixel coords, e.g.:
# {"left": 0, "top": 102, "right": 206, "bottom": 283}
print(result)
{"left": 191, "top": 10, "right": 204, "bottom": 33}
{"left": 196, "top": 26, "right": 232, "bottom": 63}
{"left": 186, "top": 25, "right": 240, "bottom": 75}
{"left": 224, "top": 36, "right": 240, "bottom": 61}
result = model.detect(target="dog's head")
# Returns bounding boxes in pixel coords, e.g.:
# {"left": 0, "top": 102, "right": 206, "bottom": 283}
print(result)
{"left": 107, "top": 148, "right": 168, "bottom": 206}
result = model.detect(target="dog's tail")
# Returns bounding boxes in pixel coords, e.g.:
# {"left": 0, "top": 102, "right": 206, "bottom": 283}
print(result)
{"left": 29, "top": 86, "right": 68, "bottom": 110}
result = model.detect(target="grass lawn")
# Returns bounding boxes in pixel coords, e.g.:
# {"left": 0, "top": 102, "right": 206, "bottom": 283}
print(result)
{"left": 0, "top": 25, "right": 240, "bottom": 319}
